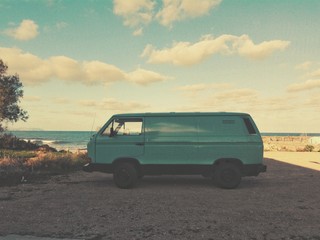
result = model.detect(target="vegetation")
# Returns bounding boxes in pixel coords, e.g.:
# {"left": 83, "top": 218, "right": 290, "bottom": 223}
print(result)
{"left": 0, "top": 149, "right": 90, "bottom": 185}
{"left": 0, "top": 134, "right": 90, "bottom": 185}
{"left": 0, "top": 60, "right": 90, "bottom": 185}
{"left": 0, "top": 150, "right": 89, "bottom": 173}
{"left": 303, "top": 145, "right": 314, "bottom": 152}
{"left": 0, "top": 134, "right": 39, "bottom": 150}
{"left": 0, "top": 59, "right": 28, "bottom": 132}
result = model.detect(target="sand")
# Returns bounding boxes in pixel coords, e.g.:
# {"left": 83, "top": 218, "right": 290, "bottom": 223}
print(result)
{"left": 262, "top": 136, "right": 320, "bottom": 171}
{"left": 264, "top": 151, "right": 320, "bottom": 171}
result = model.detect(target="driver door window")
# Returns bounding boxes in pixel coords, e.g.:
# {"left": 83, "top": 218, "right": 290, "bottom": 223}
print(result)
{"left": 102, "top": 118, "right": 143, "bottom": 136}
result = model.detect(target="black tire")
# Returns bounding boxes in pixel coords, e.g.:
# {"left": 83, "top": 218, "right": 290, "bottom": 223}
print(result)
{"left": 113, "top": 163, "right": 138, "bottom": 189}
{"left": 213, "top": 163, "right": 242, "bottom": 189}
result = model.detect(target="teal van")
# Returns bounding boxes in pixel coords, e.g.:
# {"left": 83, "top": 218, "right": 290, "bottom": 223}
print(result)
{"left": 84, "top": 112, "right": 266, "bottom": 189}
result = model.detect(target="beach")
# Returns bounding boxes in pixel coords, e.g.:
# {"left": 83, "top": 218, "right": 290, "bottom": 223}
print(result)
{"left": 0, "top": 157, "right": 319, "bottom": 239}
{"left": 1, "top": 135, "right": 320, "bottom": 239}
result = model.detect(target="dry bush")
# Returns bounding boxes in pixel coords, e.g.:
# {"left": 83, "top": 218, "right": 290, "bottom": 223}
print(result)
{"left": 1, "top": 150, "right": 90, "bottom": 175}
{"left": 0, "top": 156, "right": 26, "bottom": 173}
{"left": 303, "top": 145, "right": 314, "bottom": 152}
{"left": 25, "top": 152, "right": 90, "bottom": 173}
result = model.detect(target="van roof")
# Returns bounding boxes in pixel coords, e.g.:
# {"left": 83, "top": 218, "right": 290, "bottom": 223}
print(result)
{"left": 112, "top": 112, "right": 251, "bottom": 118}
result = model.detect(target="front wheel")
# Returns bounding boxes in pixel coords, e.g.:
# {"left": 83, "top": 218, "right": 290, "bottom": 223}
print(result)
{"left": 213, "top": 163, "right": 242, "bottom": 189}
{"left": 113, "top": 163, "right": 138, "bottom": 189}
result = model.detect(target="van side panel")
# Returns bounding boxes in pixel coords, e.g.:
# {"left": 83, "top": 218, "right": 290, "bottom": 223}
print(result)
{"left": 197, "top": 116, "right": 263, "bottom": 165}
{"left": 142, "top": 116, "right": 198, "bottom": 164}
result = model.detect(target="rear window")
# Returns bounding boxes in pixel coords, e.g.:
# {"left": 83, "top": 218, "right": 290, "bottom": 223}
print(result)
{"left": 243, "top": 118, "right": 256, "bottom": 134}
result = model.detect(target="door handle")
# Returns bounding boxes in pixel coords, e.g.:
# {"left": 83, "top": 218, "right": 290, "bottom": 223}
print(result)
{"left": 136, "top": 142, "right": 144, "bottom": 146}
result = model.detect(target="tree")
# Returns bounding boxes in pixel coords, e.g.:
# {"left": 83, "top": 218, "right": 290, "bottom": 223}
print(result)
{"left": 0, "top": 59, "right": 28, "bottom": 132}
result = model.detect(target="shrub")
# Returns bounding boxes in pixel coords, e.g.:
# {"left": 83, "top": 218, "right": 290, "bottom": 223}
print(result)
{"left": 25, "top": 152, "right": 90, "bottom": 173}
{"left": 303, "top": 145, "right": 314, "bottom": 152}
{"left": 0, "top": 134, "right": 39, "bottom": 150}
{"left": 0, "top": 155, "right": 26, "bottom": 173}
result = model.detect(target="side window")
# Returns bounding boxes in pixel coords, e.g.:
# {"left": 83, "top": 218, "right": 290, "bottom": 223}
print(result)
{"left": 101, "top": 118, "right": 143, "bottom": 136}
{"left": 101, "top": 121, "right": 113, "bottom": 136}
{"left": 243, "top": 117, "right": 256, "bottom": 134}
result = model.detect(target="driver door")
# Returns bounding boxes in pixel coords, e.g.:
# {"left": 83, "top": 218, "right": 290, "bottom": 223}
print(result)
{"left": 95, "top": 118, "right": 144, "bottom": 164}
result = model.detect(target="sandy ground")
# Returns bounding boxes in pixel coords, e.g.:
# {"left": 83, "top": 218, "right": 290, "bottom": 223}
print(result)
{"left": 264, "top": 152, "right": 320, "bottom": 171}
{"left": 0, "top": 155, "right": 320, "bottom": 240}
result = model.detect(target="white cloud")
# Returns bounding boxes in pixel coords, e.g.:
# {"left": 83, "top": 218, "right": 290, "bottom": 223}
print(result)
{"left": 287, "top": 79, "right": 320, "bottom": 92}
{"left": 141, "top": 34, "right": 235, "bottom": 66}
{"left": 83, "top": 60, "right": 126, "bottom": 85}
{"left": 133, "top": 27, "right": 143, "bottom": 36}
{"left": 212, "top": 88, "right": 258, "bottom": 102}
{"left": 307, "top": 68, "right": 320, "bottom": 78}
{"left": 126, "top": 68, "right": 172, "bottom": 85}
{"left": 156, "top": 0, "right": 221, "bottom": 27}
{"left": 141, "top": 34, "right": 290, "bottom": 66}
{"left": 113, "top": 0, "right": 155, "bottom": 35}
{"left": 79, "top": 98, "right": 150, "bottom": 112}
{"left": 176, "top": 83, "right": 233, "bottom": 96}
{"left": 113, "top": 0, "right": 221, "bottom": 35}
{"left": 0, "top": 46, "right": 171, "bottom": 86}
{"left": 4, "top": 19, "right": 39, "bottom": 41}
{"left": 233, "top": 35, "right": 290, "bottom": 60}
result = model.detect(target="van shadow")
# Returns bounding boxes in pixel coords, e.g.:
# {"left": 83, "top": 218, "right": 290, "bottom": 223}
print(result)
{"left": 139, "top": 175, "right": 214, "bottom": 188}
{"left": 84, "top": 158, "right": 320, "bottom": 190}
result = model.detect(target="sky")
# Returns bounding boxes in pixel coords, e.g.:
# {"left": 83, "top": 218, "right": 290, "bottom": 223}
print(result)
{"left": 0, "top": 0, "right": 320, "bottom": 132}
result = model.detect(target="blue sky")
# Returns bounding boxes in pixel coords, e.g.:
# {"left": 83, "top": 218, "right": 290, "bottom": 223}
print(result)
{"left": 1, "top": 0, "right": 319, "bottom": 132}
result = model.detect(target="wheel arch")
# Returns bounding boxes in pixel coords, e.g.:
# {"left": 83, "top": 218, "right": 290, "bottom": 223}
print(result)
{"left": 112, "top": 157, "right": 141, "bottom": 171}
{"left": 213, "top": 158, "right": 243, "bottom": 169}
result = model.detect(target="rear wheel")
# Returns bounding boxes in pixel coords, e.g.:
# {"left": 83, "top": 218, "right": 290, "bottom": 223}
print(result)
{"left": 113, "top": 163, "right": 138, "bottom": 189}
{"left": 214, "top": 163, "right": 242, "bottom": 189}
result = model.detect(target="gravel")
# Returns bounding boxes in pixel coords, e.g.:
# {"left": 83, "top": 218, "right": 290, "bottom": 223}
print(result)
{"left": 0, "top": 158, "right": 319, "bottom": 240}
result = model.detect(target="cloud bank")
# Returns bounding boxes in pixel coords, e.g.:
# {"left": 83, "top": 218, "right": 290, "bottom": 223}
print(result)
{"left": 0, "top": 46, "right": 172, "bottom": 86}
{"left": 141, "top": 34, "right": 290, "bottom": 66}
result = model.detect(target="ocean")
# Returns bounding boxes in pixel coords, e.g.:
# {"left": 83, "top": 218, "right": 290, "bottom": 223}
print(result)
{"left": 8, "top": 131, "right": 94, "bottom": 151}
{"left": 4, "top": 131, "right": 320, "bottom": 151}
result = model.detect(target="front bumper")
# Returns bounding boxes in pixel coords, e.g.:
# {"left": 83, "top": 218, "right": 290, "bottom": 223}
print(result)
{"left": 83, "top": 163, "right": 93, "bottom": 172}
{"left": 83, "top": 163, "right": 113, "bottom": 173}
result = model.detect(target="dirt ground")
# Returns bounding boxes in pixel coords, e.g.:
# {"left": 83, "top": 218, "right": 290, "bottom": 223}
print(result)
{"left": 0, "top": 158, "right": 320, "bottom": 240}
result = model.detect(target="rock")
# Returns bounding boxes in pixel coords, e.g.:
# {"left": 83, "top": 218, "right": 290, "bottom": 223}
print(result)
{"left": 36, "top": 144, "right": 57, "bottom": 153}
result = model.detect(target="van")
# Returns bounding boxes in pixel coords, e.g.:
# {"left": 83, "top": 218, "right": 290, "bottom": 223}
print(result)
{"left": 84, "top": 112, "right": 266, "bottom": 189}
